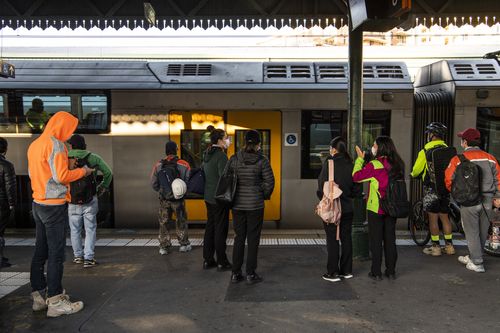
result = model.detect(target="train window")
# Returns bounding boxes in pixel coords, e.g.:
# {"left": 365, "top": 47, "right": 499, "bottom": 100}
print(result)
{"left": 0, "top": 94, "right": 15, "bottom": 133}
{"left": 22, "top": 95, "right": 72, "bottom": 132}
{"left": 477, "top": 107, "right": 500, "bottom": 161}
{"left": 234, "top": 130, "right": 271, "bottom": 161}
{"left": 301, "top": 110, "right": 391, "bottom": 179}
{"left": 180, "top": 129, "right": 212, "bottom": 169}
{"left": 80, "top": 95, "right": 108, "bottom": 131}
{"left": 0, "top": 95, "right": 5, "bottom": 115}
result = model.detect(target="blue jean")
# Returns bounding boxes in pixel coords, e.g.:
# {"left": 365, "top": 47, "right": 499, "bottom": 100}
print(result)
{"left": 69, "top": 196, "right": 98, "bottom": 260}
{"left": 30, "top": 202, "right": 67, "bottom": 297}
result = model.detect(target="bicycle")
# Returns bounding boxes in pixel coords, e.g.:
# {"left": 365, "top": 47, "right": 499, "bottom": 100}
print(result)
{"left": 409, "top": 199, "right": 464, "bottom": 246}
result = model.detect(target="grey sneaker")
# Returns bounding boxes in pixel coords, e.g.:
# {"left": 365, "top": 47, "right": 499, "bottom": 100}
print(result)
{"left": 159, "top": 248, "right": 169, "bottom": 255}
{"left": 46, "top": 294, "right": 84, "bottom": 318}
{"left": 31, "top": 290, "right": 48, "bottom": 312}
{"left": 179, "top": 244, "right": 192, "bottom": 253}
{"left": 465, "top": 261, "right": 485, "bottom": 273}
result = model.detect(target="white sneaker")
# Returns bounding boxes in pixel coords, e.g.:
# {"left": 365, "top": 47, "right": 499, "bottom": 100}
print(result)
{"left": 46, "top": 294, "right": 84, "bottom": 318}
{"left": 31, "top": 290, "right": 47, "bottom": 312}
{"left": 465, "top": 262, "right": 485, "bottom": 273}
{"left": 159, "top": 248, "right": 169, "bottom": 255}
{"left": 458, "top": 255, "right": 471, "bottom": 265}
{"left": 179, "top": 244, "right": 192, "bottom": 253}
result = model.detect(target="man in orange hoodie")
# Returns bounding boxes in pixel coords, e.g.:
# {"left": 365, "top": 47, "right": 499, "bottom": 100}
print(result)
{"left": 28, "top": 111, "right": 93, "bottom": 318}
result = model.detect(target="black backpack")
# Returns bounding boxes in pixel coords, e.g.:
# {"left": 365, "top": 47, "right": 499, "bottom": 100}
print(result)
{"left": 70, "top": 153, "right": 97, "bottom": 205}
{"left": 424, "top": 145, "right": 457, "bottom": 196}
{"left": 380, "top": 173, "right": 410, "bottom": 218}
{"left": 451, "top": 155, "right": 482, "bottom": 207}
{"left": 158, "top": 158, "right": 180, "bottom": 200}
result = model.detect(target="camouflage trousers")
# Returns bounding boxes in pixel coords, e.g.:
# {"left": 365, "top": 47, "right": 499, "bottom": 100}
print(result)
{"left": 158, "top": 199, "right": 190, "bottom": 249}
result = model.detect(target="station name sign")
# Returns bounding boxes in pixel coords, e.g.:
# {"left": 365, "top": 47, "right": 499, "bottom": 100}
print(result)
{"left": 0, "top": 62, "right": 15, "bottom": 78}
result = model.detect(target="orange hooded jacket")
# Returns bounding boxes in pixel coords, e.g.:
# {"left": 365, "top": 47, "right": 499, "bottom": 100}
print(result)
{"left": 27, "top": 111, "right": 86, "bottom": 205}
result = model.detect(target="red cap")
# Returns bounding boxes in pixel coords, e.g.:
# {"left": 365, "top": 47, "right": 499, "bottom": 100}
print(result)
{"left": 457, "top": 128, "right": 481, "bottom": 142}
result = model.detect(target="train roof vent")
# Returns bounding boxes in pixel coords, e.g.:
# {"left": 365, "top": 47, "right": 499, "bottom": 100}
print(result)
{"left": 166, "top": 63, "right": 212, "bottom": 76}
{"left": 264, "top": 63, "right": 315, "bottom": 83}
{"left": 364, "top": 65, "right": 405, "bottom": 79}
{"left": 476, "top": 63, "right": 497, "bottom": 75}
{"left": 447, "top": 60, "right": 500, "bottom": 80}
{"left": 316, "top": 65, "right": 347, "bottom": 79}
{"left": 452, "top": 63, "right": 474, "bottom": 75}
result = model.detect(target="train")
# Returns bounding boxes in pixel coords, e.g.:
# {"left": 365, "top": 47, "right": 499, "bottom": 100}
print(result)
{"left": 0, "top": 58, "right": 498, "bottom": 229}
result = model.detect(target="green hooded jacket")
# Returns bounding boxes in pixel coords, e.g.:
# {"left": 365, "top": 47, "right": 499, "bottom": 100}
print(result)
{"left": 203, "top": 146, "right": 228, "bottom": 204}
{"left": 68, "top": 149, "right": 113, "bottom": 192}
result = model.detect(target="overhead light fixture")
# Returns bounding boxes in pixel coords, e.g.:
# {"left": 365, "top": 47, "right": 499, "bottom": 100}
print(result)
{"left": 144, "top": 2, "right": 156, "bottom": 26}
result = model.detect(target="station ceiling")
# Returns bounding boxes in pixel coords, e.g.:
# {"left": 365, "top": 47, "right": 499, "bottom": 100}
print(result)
{"left": 1, "top": 0, "right": 500, "bottom": 30}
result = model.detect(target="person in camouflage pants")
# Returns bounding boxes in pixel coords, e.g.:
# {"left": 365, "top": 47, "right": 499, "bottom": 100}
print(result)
{"left": 158, "top": 198, "right": 190, "bottom": 250}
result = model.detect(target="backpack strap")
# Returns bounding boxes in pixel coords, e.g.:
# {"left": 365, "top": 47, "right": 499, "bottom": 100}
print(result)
{"left": 328, "top": 159, "right": 334, "bottom": 182}
{"left": 458, "top": 154, "right": 468, "bottom": 163}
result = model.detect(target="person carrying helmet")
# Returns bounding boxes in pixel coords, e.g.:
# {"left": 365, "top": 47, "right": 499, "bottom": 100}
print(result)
{"left": 411, "top": 122, "right": 456, "bottom": 256}
{"left": 151, "top": 141, "right": 191, "bottom": 255}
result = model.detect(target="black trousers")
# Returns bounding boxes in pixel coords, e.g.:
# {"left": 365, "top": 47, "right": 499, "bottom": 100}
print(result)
{"left": 367, "top": 211, "right": 397, "bottom": 276}
{"left": 232, "top": 208, "right": 264, "bottom": 274}
{"left": 203, "top": 201, "right": 230, "bottom": 264}
{"left": 30, "top": 203, "right": 67, "bottom": 297}
{"left": 0, "top": 208, "right": 11, "bottom": 259}
{"left": 323, "top": 213, "right": 353, "bottom": 275}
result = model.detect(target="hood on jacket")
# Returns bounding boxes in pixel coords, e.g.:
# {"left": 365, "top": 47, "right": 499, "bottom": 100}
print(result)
{"left": 204, "top": 146, "right": 223, "bottom": 163}
{"left": 42, "top": 111, "right": 79, "bottom": 142}
{"left": 239, "top": 151, "right": 262, "bottom": 165}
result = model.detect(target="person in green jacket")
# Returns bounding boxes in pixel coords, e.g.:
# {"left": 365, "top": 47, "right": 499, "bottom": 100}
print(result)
{"left": 410, "top": 122, "right": 455, "bottom": 257}
{"left": 67, "top": 134, "right": 112, "bottom": 268}
{"left": 202, "top": 126, "right": 232, "bottom": 271}
{"left": 25, "top": 98, "right": 51, "bottom": 132}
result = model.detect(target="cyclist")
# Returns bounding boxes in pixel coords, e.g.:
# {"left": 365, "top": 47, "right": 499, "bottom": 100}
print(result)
{"left": 411, "top": 122, "right": 455, "bottom": 256}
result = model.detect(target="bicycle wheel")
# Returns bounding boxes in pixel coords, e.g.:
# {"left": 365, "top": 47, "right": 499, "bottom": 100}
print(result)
{"left": 409, "top": 200, "right": 431, "bottom": 246}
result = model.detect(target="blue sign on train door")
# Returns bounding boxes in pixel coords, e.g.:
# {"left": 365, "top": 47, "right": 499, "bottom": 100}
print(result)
{"left": 285, "top": 133, "right": 298, "bottom": 146}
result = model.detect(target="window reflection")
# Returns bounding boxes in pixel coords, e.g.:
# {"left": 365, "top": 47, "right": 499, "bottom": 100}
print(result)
{"left": 477, "top": 107, "right": 500, "bottom": 161}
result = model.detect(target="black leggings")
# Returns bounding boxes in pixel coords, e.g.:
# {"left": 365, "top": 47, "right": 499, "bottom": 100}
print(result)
{"left": 367, "top": 211, "right": 397, "bottom": 276}
{"left": 323, "top": 213, "right": 353, "bottom": 275}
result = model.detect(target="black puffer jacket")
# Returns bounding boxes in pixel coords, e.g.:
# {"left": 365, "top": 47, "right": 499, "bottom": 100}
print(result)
{"left": 229, "top": 151, "right": 274, "bottom": 211}
{"left": 317, "top": 153, "right": 361, "bottom": 214}
{"left": 0, "top": 155, "right": 16, "bottom": 209}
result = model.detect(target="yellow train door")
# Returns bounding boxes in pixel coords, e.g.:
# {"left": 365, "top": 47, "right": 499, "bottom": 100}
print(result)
{"left": 168, "top": 110, "right": 281, "bottom": 222}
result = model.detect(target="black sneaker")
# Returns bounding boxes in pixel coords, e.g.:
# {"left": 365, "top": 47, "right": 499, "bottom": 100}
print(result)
{"left": 231, "top": 272, "right": 244, "bottom": 284}
{"left": 322, "top": 273, "right": 341, "bottom": 282}
{"left": 83, "top": 259, "right": 98, "bottom": 268}
{"left": 203, "top": 260, "right": 217, "bottom": 270}
{"left": 339, "top": 273, "right": 354, "bottom": 280}
{"left": 368, "top": 272, "right": 383, "bottom": 281}
{"left": 0, "top": 259, "right": 11, "bottom": 268}
{"left": 217, "top": 262, "right": 232, "bottom": 272}
{"left": 73, "top": 257, "right": 84, "bottom": 264}
{"left": 246, "top": 272, "right": 263, "bottom": 285}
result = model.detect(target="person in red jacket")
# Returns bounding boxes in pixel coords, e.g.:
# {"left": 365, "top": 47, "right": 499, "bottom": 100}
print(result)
{"left": 445, "top": 128, "right": 500, "bottom": 273}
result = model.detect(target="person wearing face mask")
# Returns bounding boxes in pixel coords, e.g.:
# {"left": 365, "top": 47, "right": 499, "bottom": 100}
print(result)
{"left": 202, "top": 126, "right": 232, "bottom": 271}
{"left": 353, "top": 136, "right": 405, "bottom": 281}
{"left": 411, "top": 122, "right": 455, "bottom": 257}
{"left": 445, "top": 128, "right": 500, "bottom": 273}
{"left": 317, "top": 137, "right": 361, "bottom": 282}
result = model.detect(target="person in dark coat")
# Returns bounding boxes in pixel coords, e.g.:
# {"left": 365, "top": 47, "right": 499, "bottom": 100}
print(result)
{"left": 317, "top": 137, "right": 361, "bottom": 282}
{"left": 229, "top": 130, "right": 274, "bottom": 285}
{"left": 202, "top": 126, "right": 232, "bottom": 271}
{"left": 0, "top": 137, "right": 16, "bottom": 268}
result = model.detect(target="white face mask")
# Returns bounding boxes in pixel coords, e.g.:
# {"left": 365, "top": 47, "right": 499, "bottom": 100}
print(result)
{"left": 223, "top": 138, "right": 231, "bottom": 149}
{"left": 371, "top": 146, "right": 377, "bottom": 157}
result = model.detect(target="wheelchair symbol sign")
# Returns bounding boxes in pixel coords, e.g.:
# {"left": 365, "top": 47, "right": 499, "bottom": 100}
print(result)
{"left": 284, "top": 133, "right": 298, "bottom": 146}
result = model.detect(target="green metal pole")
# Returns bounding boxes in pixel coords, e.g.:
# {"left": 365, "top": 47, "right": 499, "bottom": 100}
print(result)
{"left": 348, "top": 26, "right": 369, "bottom": 260}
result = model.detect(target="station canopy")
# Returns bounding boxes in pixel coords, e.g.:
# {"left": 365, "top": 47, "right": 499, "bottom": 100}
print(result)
{"left": 1, "top": 0, "right": 500, "bottom": 31}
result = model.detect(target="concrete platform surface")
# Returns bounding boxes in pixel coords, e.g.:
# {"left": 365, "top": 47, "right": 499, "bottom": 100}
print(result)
{"left": 0, "top": 245, "right": 498, "bottom": 333}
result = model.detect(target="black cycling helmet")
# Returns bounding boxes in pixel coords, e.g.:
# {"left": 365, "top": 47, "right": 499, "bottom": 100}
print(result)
{"left": 425, "top": 122, "right": 447, "bottom": 138}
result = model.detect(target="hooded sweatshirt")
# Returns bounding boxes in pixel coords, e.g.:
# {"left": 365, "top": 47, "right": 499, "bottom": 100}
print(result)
{"left": 27, "top": 112, "right": 86, "bottom": 205}
{"left": 203, "top": 146, "right": 228, "bottom": 204}
{"left": 68, "top": 149, "right": 113, "bottom": 192}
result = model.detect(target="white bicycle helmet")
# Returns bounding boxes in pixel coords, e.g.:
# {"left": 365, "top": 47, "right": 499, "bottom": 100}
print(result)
{"left": 171, "top": 178, "right": 187, "bottom": 199}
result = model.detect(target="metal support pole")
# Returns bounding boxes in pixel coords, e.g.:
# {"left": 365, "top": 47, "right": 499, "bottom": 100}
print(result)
{"left": 348, "top": 27, "right": 369, "bottom": 259}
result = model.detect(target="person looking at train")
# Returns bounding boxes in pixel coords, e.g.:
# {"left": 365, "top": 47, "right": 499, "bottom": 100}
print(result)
{"left": 67, "top": 134, "right": 113, "bottom": 268}
{"left": 0, "top": 137, "right": 16, "bottom": 268}
{"left": 445, "top": 128, "right": 500, "bottom": 273}
{"left": 202, "top": 126, "right": 232, "bottom": 271}
{"left": 151, "top": 141, "right": 192, "bottom": 255}
{"left": 353, "top": 136, "right": 405, "bottom": 281}
{"left": 26, "top": 98, "right": 50, "bottom": 132}
{"left": 317, "top": 137, "right": 361, "bottom": 282}
{"left": 229, "top": 130, "right": 274, "bottom": 285}
{"left": 28, "top": 111, "right": 93, "bottom": 317}
{"left": 411, "top": 122, "right": 455, "bottom": 257}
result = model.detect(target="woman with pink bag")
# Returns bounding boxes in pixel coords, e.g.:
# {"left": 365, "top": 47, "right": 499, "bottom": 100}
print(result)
{"left": 317, "top": 137, "right": 361, "bottom": 283}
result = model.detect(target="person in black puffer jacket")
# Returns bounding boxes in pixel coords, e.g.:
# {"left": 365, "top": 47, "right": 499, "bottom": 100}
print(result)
{"left": 317, "top": 137, "right": 361, "bottom": 282}
{"left": 202, "top": 126, "right": 232, "bottom": 271}
{"left": 0, "top": 137, "right": 16, "bottom": 268}
{"left": 229, "top": 130, "right": 274, "bottom": 285}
